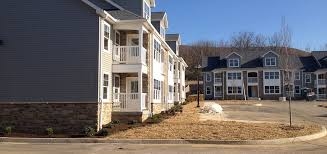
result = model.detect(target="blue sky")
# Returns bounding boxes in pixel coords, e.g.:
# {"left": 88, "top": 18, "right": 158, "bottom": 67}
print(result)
{"left": 154, "top": 0, "right": 327, "bottom": 50}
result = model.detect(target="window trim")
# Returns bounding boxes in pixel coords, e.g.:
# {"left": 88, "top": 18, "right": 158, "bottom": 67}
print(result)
{"left": 264, "top": 86, "right": 281, "bottom": 95}
{"left": 206, "top": 86, "right": 212, "bottom": 95}
{"left": 305, "top": 74, "right": 311, "bottom": 83}
{"left": 102, "top": 73, "right": 110, "bottom": 100}
{"left": 227, "top": 72, "right": 242, "bottom": 80}
{"left": 143, "top": 1, "right": 151, "bottom": 20}
{"left": 228, "top": 58, "right": 240, "bottom": 67}
{"left": 295, "top": 72, "right": 300, "bottom": 80}
{"left": 227, "top": 86, "right": 242, "bottom": 95}
{"left": 294, "top": 85, "right": 301, "bottom": 94}
{"left": 265, "top": 57, "right": 277, "bottom": 66}
{"left": 264, "top": 71, "right": 280, "bottom": 80}
{"left": 103, "top": 22, "right": 110, "bottom": 52}
{"left": 206, "top": 73, "right": 211, "bottom": 82}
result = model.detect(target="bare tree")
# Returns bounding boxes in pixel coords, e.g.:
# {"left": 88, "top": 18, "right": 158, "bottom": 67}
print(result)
{"left": 230, "top": 32, "right": 255, "bottom": 51}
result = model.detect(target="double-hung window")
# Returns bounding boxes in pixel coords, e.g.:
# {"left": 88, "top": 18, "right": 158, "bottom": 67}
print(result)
{"left": 295, "top": 72, "right": 300, "bottom": 80}
{"left": 227, "top": 72, "right": 241, "bottom": 80}
{"left": 169, "top": 56, "right": 173, "bottom": 72}
{"left": 103, "top": 24, "right": 110, "bottom": 51}
{"left": 160, "top": 26, "right": 166, "bottom": 38}
{"left": 305, "top": 74, "right": 311, "bottom": 83}
{"left": 103, "top": 74, "right": 109, "bottom": 99}
{"left": 154, "top": 40, "right": 161, "bottom": 62}
{"left": 206, "top": 86, "right": 212, "bottom": 95}
{"left": 265, "top": 57, "right": 277, "bottom": 66}
{"left": 295, "top": 86, "right": 301, "bottom": 94}
{"left": 227, "top": 87, "right": 242, "bottom": 94}
{"left": 154, "top": 79, "right": 161, "bottom": 100}
{"left": 264, "top": 86, "right": 280, "bottom": 94}
{"left": 206, "top": 73, "right": 211, "bottom": 82}
{"left": 143, "top": 2, "right": 151, "bottom": 20}
{"left": 229, "top": 59, "right": 240, "bottom": 67}
{"left": 264, "top": 72, "right": 280, "bottom": 79}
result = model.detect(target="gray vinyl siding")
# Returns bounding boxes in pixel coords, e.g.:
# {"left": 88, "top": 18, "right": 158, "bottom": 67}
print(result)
{"left": 166, "top": 41, "right": 177, "bottom": 53}
{"left": 262, "top": 52, "right": 279, "bottom": 68}
{"left": 0, "top": 0, "right": 99, "bottom": 102}
{"left": 112, "top": 0, "right": 143, "bottom": 17}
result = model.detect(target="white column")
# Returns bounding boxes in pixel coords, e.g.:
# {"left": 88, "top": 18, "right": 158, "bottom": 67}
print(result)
{"left": 138, "top": 71, "right": 143, "bottom": 111}
{"left": 139, "top": 27, "right": 143, "bottom": 63}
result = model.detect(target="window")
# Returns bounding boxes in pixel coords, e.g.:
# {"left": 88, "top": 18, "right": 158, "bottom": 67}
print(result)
{"left": 115, "top": 31, "right": 120, "bottom": 46}
{"left": 264, "top": 72, "right": 280, "bottom": 79}
{"left": 104, "top": 24, "right": 110, "bottom": 51}
{"left": 265, "top": 57, "right": 277, "bottom": 66}
{"left": 214, "top": 73, "right": 222, "bottom": 83}
{"left": 160, "top": 26, "right": 166, "bottom": 38}
{"left": 264, "top": 86, "right": 280, "bottom": 94}
{"left": 154, "top": 79, "right": 162, "bottom": 100}
{"left": 206, "top": 73, "right": 211, "bottom": 82}
{"left": 214, "top": 86, "right": 223, "bottom": 97}
{"left": 154, "top": 40, "right": 161, "bottom": 62}
{"left": 143, "top": 2, "right": 151, "bottom": 20}
{"left": 169, "top": 56, "right": 173, "bottom": 72}
{"left": 227, "top": 87, "right": 242, "bottom": 94}
{"left": 305, "top": 74, "right": 311, "bottom": 83}
{"left": 103, "top": 74, "right": 109, "bottom": 99}
{"left": 295, "top": 72, "right": 300, "bottom": 80}
{"left": 295, "top": 86, "right": 300, "bottom": 94}
{"left": 227, "top": 72, "right": 241, "bottom": 80}
{"left": 229, "top": 59, "right": 240, "bottom": 67}
{"left": 206, "top": 86, "right": 212, "bottom": 95}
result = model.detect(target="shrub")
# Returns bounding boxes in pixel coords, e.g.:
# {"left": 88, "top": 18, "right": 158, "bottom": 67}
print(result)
{"left": 4, "top": 126, "right": 12, "bottom": 136}
{"left": 46, "top": 128, "right": 54, "bottom": 137}
{"left": 84, "top": 126, "right": 96, "bottom": 137}
{"left": 112, "top": 120, "right": 120, "bottom": 124}
{"left": 96, "top": 128, "right": 109, "bottom": 137}
{"left": 150, "top": 114, "right": 163, "bottom": 123}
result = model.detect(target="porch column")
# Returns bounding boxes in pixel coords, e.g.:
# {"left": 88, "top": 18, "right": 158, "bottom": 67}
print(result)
{"left": 316, "top": 73, "right": 319, "bottom": 99}
{"left": 139, "top": 27, "right": 144, "bottom": 63}
{"left": 138, "top": 72, "right": 143, "bottom": 111}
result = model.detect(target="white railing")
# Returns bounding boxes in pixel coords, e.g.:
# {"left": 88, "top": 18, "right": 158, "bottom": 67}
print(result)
{"left": 214, "top": 78, "right": 222, "bottom": 84}
{"left": 214, "top": 92, "right": 223, "bottom": 97}
{"left": 113, "top": 46, "right": 147, "bottom": 65}
{"left": 318, "top": 79, "right": 326, "bottom": 85}
{"left": 317, "top": 94, "right": 327, "bottom": 100}
{"left": 248, "top": 77, "right": 258, "bottom": 83}
{"left": 113, "top": 93, "right": 147, "bottom": 112}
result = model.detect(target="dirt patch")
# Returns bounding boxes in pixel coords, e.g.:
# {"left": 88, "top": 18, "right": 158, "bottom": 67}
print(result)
{"left": 107, "top": 102, "right": 321, "bottom": 140}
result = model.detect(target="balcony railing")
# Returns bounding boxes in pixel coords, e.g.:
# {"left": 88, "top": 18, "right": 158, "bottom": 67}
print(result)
{"left": 113, "top": 46, "right": 147, "bottom": 65}
{"left": 214, "top": 78, "right": 222, "bottom": 84}
{"left": 317, "top": 94, "right": 327, "bottom": 100}
{"left": 214, "top": 92, "right": 223, "bottom": 97}
{"left": 248, "top": 77, "right": 258, "bottom": 83}
{"left": 113, "top": 93, "right": 147, "bottom": 112}
{"left": 318, "top": 79, "right": 326, "bottom": 85}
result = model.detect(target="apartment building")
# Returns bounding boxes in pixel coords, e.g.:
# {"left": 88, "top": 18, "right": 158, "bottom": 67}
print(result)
{"left": 0, "top": 0, "right": 187, "bottom": 133}
{"left": 202, "top": 50, "right": 327, "bottom": 101}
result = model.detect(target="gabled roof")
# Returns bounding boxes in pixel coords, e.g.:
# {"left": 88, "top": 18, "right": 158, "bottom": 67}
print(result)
{"left": 107, "top": 10, "right": 143, "bottom": 20}
{"left": 299, "top": 56, "right": 320, "bottom": 72}
{"left": 225, "top": 52, "right": 242, "bottom": 58}
{"left": 262, "top": 50, "right": 280, "bottom": 57}
{"left": 166, "top": 34, "right": 180, "bottom": 41}
{"left": 203, "top": 57, "right": 222, "bottom": 72}
{"left": 312, "top": 51, "right": 327, "bottom": 68}
{"left": 151, "top": 12, "right": 168, "bottom": 28}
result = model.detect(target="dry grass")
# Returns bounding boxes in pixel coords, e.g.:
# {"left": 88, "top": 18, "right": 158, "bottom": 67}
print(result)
{"left": 107, "top": 102, "right": 321, "bottom": 140}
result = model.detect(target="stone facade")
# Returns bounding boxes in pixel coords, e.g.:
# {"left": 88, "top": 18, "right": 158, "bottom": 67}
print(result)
{"left": 99, "top": 103, "right": 113, "bottom": 127}
{"left": 0, "top": 103, "right": 112, "bottom": 134}
{"left": 152, "top": 103, "right": 164, "bottom": 114}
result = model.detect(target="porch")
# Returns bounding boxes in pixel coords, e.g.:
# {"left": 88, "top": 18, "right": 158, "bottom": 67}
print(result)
{"left": 112, "top": 73, "right": 149, "bottom": 112}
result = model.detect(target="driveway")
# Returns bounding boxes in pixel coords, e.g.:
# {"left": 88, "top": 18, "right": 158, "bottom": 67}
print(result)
{"left": 1, "top": 101, "right": 327, "bottom": 154}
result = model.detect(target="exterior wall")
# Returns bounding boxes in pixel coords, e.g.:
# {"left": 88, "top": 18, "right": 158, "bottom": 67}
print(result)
{"left": 112, "top": 0, "right": 143, "bottom": 17}
{"left": 0, "top": 103, "right": 100, "bottom": 134}
{"left": 227, "top": 53, "right": 241, "bottom": 67}
{"left": 0, "top": 0, "right": 99, "bottom": 102}
{"left": 99, "top": 103, "right": 113, "bottom": 127}
{"left": 180, "top": 62, "right": 186, "bottom": 102}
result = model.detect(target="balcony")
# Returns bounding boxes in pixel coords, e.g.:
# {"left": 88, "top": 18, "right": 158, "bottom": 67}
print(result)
{"left": 214, "top": 78, "right": 222, "bottom": 85}
{"left": 214, "top": 92, "right": 223, "bottom": 97}
{"left": 318, "top": 79, "right": 326, "bottom": 85}
{"left": 317, "top": 94, "right": 327, "bottom": 100}
{"left": 113, "top": 93, "right": 147, "bottom": 112}
{"left": 113, "top": 46, "right": 147, "bottom": 65}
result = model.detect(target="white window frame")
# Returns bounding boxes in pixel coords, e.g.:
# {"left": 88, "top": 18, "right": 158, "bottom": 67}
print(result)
{"left": 102, "top": 73, "right": 109, "bottom": 100}
{"left": 169, "top": 56, "right": 173, "bottom": 72}
{"left": 153, "top": 39, "right": 161, "bottom": 63}
{"left": 294, "top": 85, "right": 301, "bottom": 94}
{"left": 264, "top": 71, "right": 280, "bottom": 79}
{"left": 305, "top": 73, "right": 311, "bottom": 83}
{"left": 143, "top": 1, "right": 151, "bottom": 20}
{"left": 228, "top": 58, "right": 240, "bottom": 67}
{"left": 206, "top": 73, "right": 211, "bottom": 82}
{"left": 264, "top": 86, "right": 281, "bottom": 95}
{"left": 227, "top": 86, "right": 242, "bottom": 95}
{"left": 206, "top": 86, "right": 212, "bottom": 95}
{"left": 265, "top": 57, "right": 277, "bottom": 66}
{"left": 295, "top": 72, "right": 300, "bottom": 80}
{"left": 160, "top": 26, "right": 166, "bottom": 39}
{"left": 103, "top": 22, "right": 110, "bottom": 52}
{"left": 227, "top": 72, "right": 242, "bottom": 80}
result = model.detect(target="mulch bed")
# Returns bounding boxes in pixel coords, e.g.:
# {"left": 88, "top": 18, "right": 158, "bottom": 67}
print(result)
{"left": 107, "top": 102, "right": 321, "bottom": 140}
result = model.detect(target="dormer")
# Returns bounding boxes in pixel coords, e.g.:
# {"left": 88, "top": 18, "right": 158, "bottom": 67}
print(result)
{"left": 111, "top": 0, "right": 156, "bottom": 20}
{"left": 225, "top": 52, "right": 241, "bottom": 68}
{"left": 151, "top": 12, "right": 168, "bottom": 39}
{"left": 166, "top": 34, "right": 181, "bottom": 56}
{"left": 262, "top": 51, "right": 279, "bottom": 67}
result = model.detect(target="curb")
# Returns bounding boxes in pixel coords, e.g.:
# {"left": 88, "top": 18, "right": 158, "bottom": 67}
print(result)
{"left": 0, "top": 126, "right": 326, "bottom": 145}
